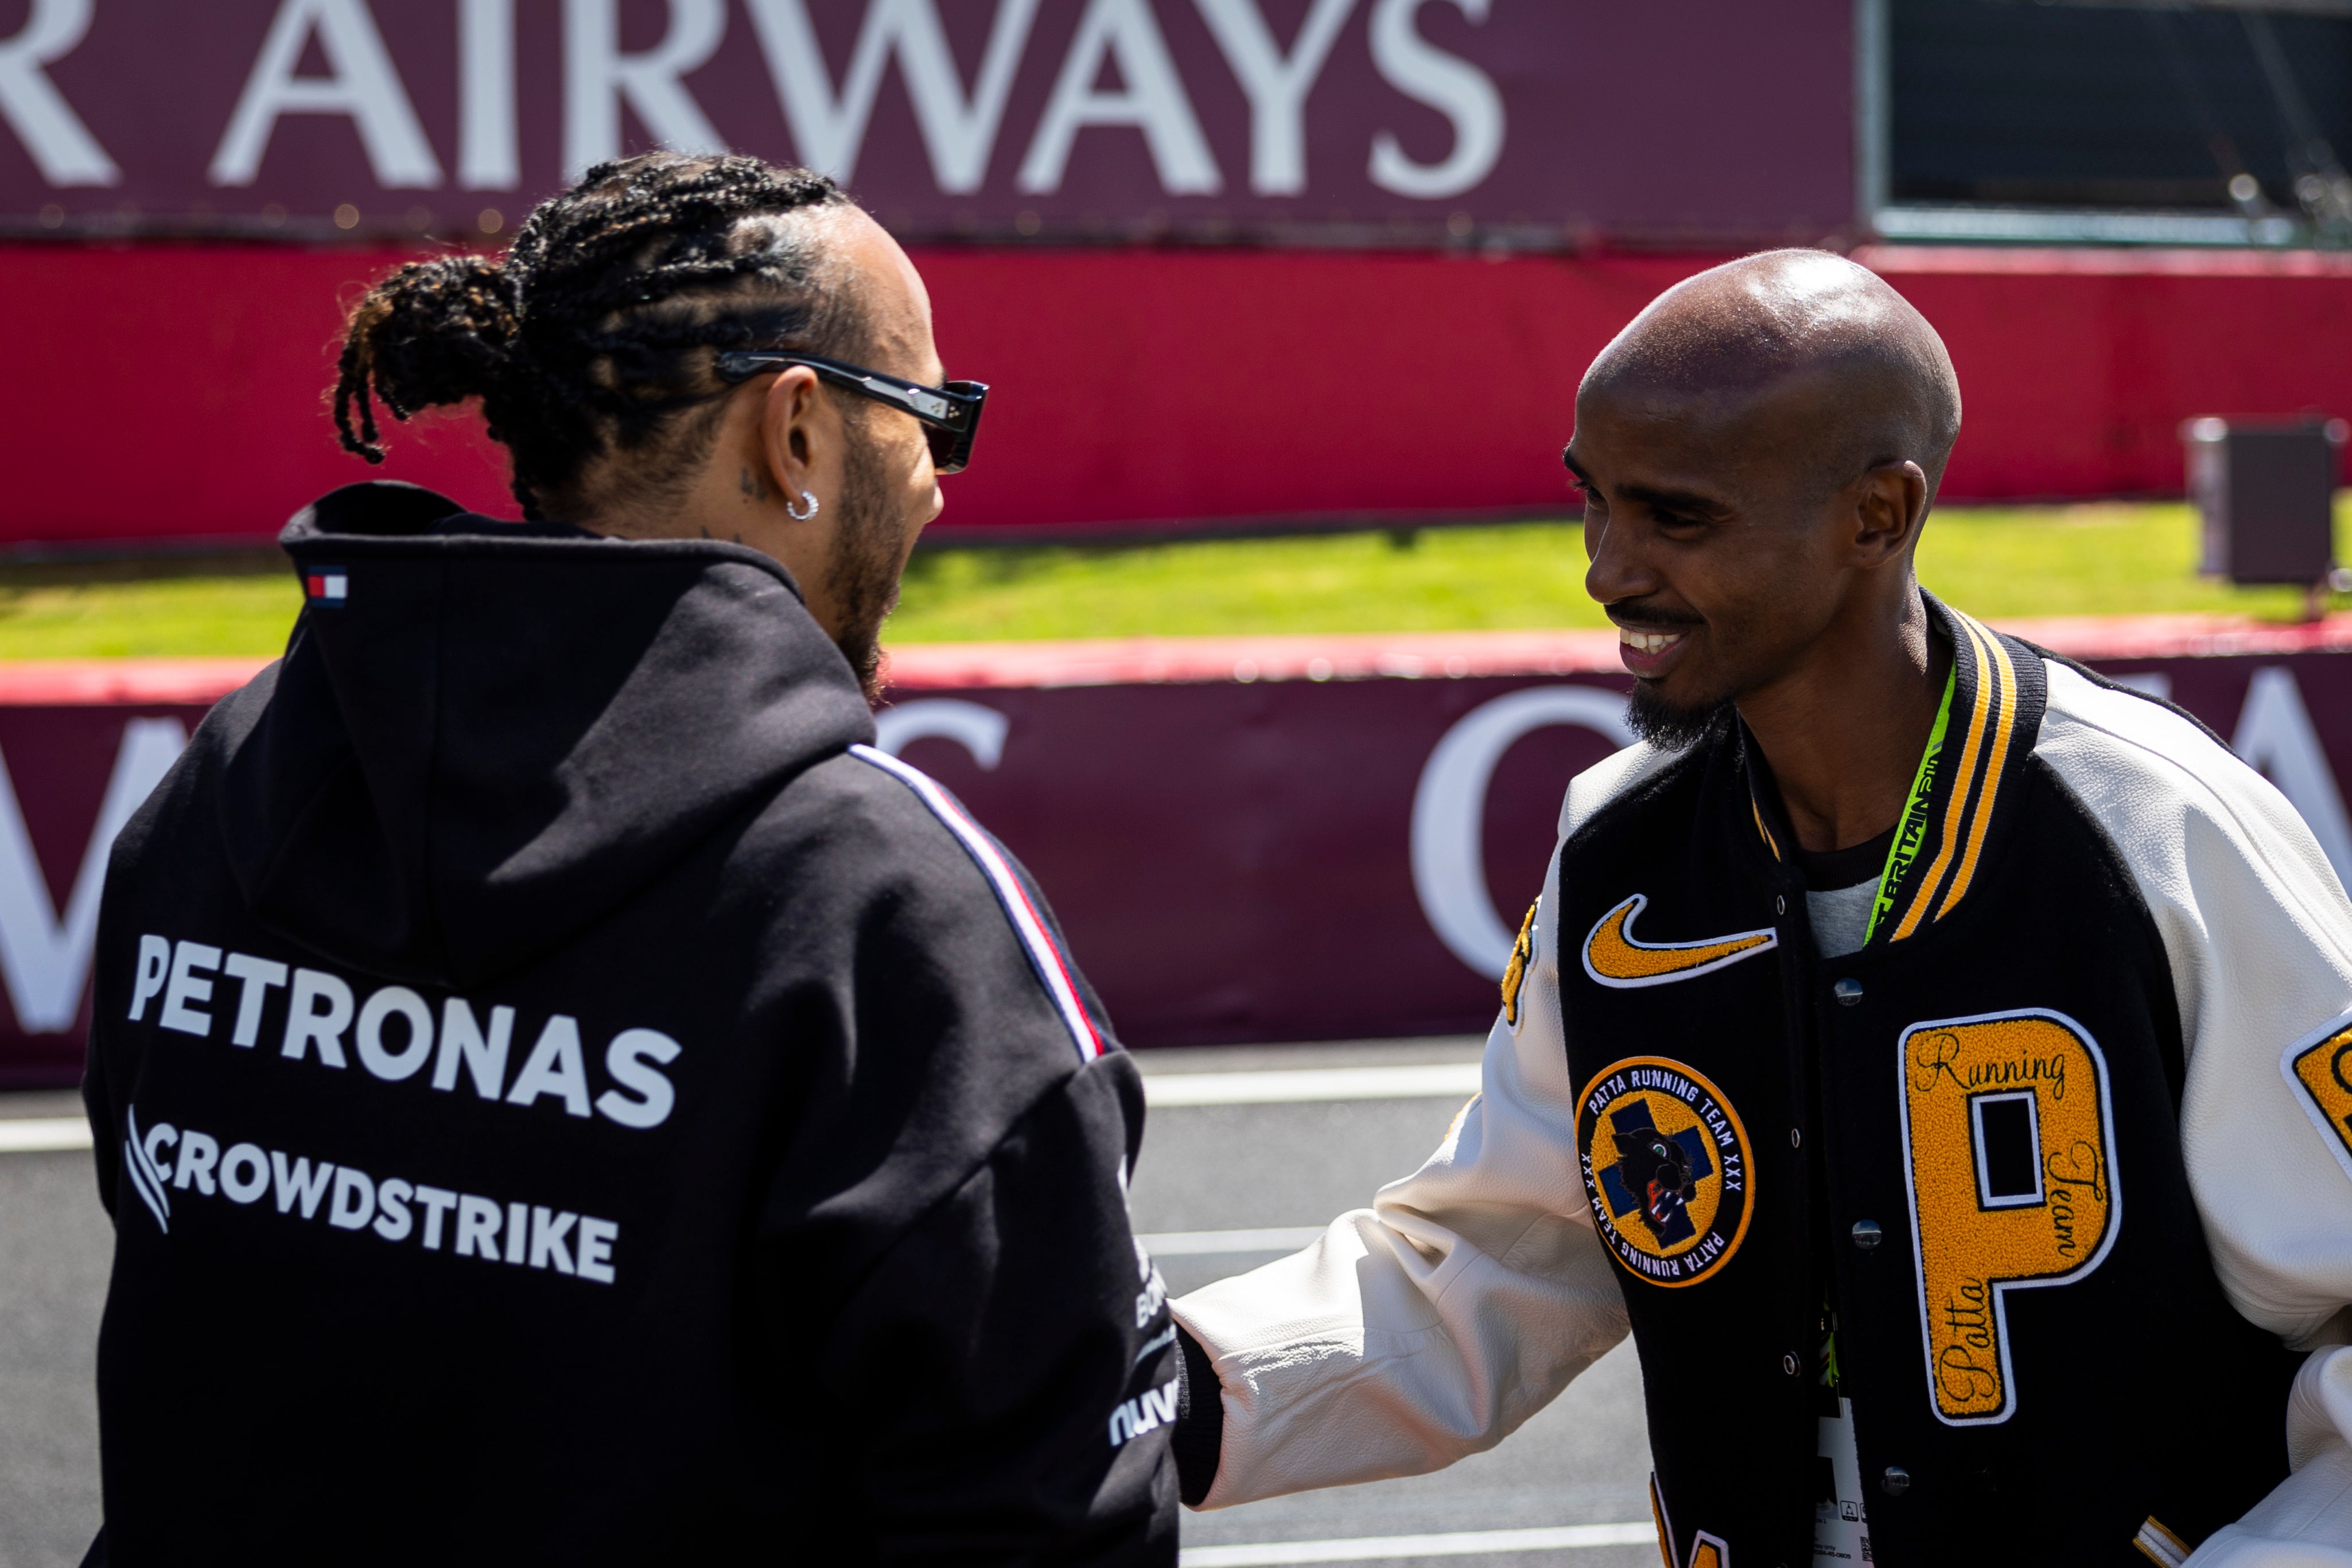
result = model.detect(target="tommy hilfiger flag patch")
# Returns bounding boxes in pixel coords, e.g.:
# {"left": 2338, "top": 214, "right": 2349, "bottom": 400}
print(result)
{"left": 304, "top": 567, "right": 349, "bottom": 606}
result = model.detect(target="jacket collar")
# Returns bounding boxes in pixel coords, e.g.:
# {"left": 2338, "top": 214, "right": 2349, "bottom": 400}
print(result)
{"left": 1742, "top": 593, "right": 2047, "bottom": 947}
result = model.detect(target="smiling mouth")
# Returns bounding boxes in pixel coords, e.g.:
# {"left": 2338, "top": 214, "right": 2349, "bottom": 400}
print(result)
{"left": 1618, "top": 627, "right": 1687, "bottom": 656}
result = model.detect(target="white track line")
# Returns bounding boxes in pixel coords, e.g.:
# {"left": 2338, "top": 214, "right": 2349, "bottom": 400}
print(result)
{"left": 0, "top": 1118, "right": 92, "bottom": 1153}
{"left": 1144, "top": 1064, "right": 1481, "bottom": 1107}
{"left": 1181, "top": 1523, "right": 1656, "bottom": 1565}
{"left": 1140, "top": 1226, "right": 1326, "bottom": 1256}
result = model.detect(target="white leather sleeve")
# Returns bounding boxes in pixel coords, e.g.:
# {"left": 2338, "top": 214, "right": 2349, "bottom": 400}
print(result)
{"left": 1168, "top": 742, "right": 1675, "bottom": 1509}
{"left": 2036, "top": 662, "right": 2352, "bottom": 1567}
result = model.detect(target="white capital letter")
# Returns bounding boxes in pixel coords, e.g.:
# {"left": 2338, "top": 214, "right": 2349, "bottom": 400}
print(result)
{"left": 434, "top": 997, "right": 514, "bottom": 1098}
{"left": 1019, "top": 0, "right": 1220, "bottom": 196}
{"left": 749, "top": 0, "right": 1040, "bottom": 193}
{"left": 159, "top": 941, "right": 221, "bottom": 1038}
{"left": 0, "top": 0, "right": 116, "bottom": 185}
{"left": 1194, "top": 0, "right": 1355, "bottom": 195}
{"left": 282, "top": 969, "right": 355, "bottom": 1067}
{"left": 221, "top": 952, "right": 289, "bottom": 1048}
{"left": 506, "top": 1014, "right": 594, "bottom": 1118}
{"left": 356, "top": 985, "right": 436, "bottom": 1082}
{"left": 460, "top": 0, "right": 518, "bottom": 188}
{"left": 1367, "top": 0, "right": 1500, "bottom": 200}
{"left": 127, "top": 935, "right": 169, "bottom": 1024}
{"left": 328, "top": 1166, "right": 376, "bottom": 1230}
{"left": 562, "top": 0, "right": 727, "bottom": 180}
{"left": 211, "top": 0, "right": 444, "bottom": 189}
{"left": 0, "top": 718, "right": 184, "bottom": 1034}
{"left": 1411, "top": 686, "right": 1633, "bottom": 978}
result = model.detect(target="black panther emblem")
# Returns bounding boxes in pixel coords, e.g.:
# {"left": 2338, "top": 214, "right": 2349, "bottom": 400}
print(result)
{"left": 1577, "top": 1057, "right": 1753, "bottom": 1287}
{"left": 1599, "top": 1099, "right": 1710, "bottom": 1247}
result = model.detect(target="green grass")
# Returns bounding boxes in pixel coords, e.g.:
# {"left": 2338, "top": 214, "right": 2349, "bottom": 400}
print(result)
{"left": 1913, "top": 501, "right": 2346, "bottom": 624}
{"left": 890, "top": 522, "right": 1611, "bottom": 640}
{"left": 0, "top": 500, "right": 2344, "bottom": 658}
{"left": 887, "top": 499, "right": 2352, "bottom": 640}
{"left": 0, "top": 562, "right": 301, "bottom": 660}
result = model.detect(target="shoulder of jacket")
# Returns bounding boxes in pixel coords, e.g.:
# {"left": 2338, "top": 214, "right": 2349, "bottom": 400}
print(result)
{"left": 733, "top": 746, "right": 1001, "bottom": 886}
{"left": 798, "top": 745, "right": 1107, "bottom": 1062}
{"left": 2037, "top": 655, "right": 2268, "bottom": 818}
{"left": 2035, "top": 655, "right": 2240, "bottom": 787}
{"left": 1557, "top": 738, "right": 1684, "bottom": 845}
{"left": 2034, "top": 656, "right": 2350, "bottom": 923}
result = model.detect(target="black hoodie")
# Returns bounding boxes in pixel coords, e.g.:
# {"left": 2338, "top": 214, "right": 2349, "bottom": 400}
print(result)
{"left": 79, "top": 483, "right": 1177, "bottom": 1566}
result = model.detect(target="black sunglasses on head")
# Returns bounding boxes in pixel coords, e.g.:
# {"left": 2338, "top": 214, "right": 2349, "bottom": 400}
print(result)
{"left": 714, "top": 349, "right": 988, "bottom": 474}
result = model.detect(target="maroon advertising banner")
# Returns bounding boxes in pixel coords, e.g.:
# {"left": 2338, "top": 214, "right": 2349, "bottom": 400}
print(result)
{"left": 0, "top": 0, "right": 1853, "bottom": 246}
{"left": 3, "top": 621, "right": 2352, "bottom": 1085}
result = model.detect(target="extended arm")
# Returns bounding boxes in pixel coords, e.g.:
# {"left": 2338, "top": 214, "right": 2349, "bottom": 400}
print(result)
{"left": 821, "top": 1056, "right": 1178, "bottom": 1563}
{"left": 1169, "top": 843, "right": 1631, "bottom": 1509}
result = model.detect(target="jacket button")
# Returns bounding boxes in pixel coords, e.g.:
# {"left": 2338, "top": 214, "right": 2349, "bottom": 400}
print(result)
{"left": 1833, "top": 978, "right": 1864, "bottom": 1006}
{"left": 1881, "top": 1466, "right": 1911, "bottom": 1496}
{"left": 1851, "top": 1219, "right": 1882, "bottom": 1250}
{"left": 1789, "top": 1126, "right": 1802, "bottom": 1149}
{"left": 1781, "top": 1352, "right": 1801, "bottom": 1376}
{"left": 1775, "top": 894, "right": 1786, "bottom": 916}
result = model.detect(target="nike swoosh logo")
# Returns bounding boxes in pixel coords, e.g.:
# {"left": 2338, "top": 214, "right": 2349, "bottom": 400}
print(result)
{"left": 1581, "top": 894, "right": 1778, "bottom": 989}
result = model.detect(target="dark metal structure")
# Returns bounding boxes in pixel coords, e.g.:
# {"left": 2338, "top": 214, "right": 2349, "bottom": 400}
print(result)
{"left": 2186, "top": 415, "right": 2346, "bottom": 585}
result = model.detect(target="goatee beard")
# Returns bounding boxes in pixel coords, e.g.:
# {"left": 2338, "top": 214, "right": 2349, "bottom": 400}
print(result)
{"left": 1626, "top": 682, "right": 1731, "bottom": 751}
{"left": 826, "top": 435, "right": 910, "bottom": 706}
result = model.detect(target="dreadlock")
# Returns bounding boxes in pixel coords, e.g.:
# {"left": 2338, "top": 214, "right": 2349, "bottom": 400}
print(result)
{"left": 332, "top": 152, "right": 857, "bottom": 520}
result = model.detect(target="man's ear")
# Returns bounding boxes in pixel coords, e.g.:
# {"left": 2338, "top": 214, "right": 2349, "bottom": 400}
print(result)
{"left": 757, "top": 366, "right": 825, "bottom": 499}
{"left": 1852, "top": 460, "right": 1930, "bottom": 566}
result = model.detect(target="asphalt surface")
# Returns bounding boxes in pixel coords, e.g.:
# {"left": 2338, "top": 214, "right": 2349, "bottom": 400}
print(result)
{"left": 0, "top": 1043, "right": 1655, "bottom": 1567}
{"left": 0, "top": 1091, "right": 104, "bottom": 1568}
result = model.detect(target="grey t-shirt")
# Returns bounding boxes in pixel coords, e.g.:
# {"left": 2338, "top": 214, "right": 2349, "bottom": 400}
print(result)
{"left": 1806, "top": 882, "right": 1876, "bottom": 959}
{"left": 1794, "top": 826, "right": 1896, "bottom": 959}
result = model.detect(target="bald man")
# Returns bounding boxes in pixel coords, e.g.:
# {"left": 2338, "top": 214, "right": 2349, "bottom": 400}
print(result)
{"left": 1166, "top": 251, "right": 2352, "bottom": 1567}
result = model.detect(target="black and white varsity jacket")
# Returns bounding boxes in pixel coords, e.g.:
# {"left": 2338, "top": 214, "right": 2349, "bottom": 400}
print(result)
{"left": 80, "top": 483, "right": 1178, "bottom": 1566}
{"left": 1174, "top": 596, "right": 2352, "bottom": 1568}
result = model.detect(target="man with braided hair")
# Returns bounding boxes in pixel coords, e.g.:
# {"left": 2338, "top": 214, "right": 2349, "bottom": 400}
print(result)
{"left": 79, "top": 153, "right": 1176, "bottom": 1565}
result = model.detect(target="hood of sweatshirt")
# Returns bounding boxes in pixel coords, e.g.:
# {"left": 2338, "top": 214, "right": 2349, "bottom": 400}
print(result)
{"left": 215, "top": 481, "right": 876, "bottom": 991}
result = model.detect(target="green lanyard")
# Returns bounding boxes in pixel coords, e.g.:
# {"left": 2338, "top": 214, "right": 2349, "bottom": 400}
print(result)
{"left": 1861, "top": 662, "right": 1957, "bottom": 946}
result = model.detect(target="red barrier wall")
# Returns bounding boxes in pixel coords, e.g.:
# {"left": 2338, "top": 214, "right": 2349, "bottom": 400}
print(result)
{"left": 4, "top": 244, "right": 2350, "bottom": 548}
{"left": 5, "top": 617, "right": 2351, "bottom": 1085}
{"left": 1871, "top": 248, "right": 2352, "bottom": 504}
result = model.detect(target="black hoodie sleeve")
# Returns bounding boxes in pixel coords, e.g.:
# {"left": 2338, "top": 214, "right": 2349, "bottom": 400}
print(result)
{"left": 81, "top": 993, "right": 119, "bottom": 1223}
{"left": 739, "top": 756, "right": 1177, "bottom": 1562}
{"left": 817, "top": 1052, "right": 1178, "bottom": 1565}
{"left": 81, "top": 771, "right": 168, "bottom": 1231}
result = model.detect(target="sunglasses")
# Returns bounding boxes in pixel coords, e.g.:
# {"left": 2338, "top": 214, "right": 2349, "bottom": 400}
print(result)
{"left": 714, "top": 349, "right": 988, "bottom": 475}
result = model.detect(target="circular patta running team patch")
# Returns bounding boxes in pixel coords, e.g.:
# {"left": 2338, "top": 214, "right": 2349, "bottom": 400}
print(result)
{"left": 1576, "top": 1056, "right": 1754, "bottom": 1287}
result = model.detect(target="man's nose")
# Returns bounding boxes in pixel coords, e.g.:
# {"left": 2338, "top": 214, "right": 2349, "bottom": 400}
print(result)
{"left": 1583, "top": 511, "right": 1659, "bottom": 608}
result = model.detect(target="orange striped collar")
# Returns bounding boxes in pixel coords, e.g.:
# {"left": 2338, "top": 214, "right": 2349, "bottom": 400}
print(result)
{"left": 1743, "top": 597, "right": 2044, "bottom": 947}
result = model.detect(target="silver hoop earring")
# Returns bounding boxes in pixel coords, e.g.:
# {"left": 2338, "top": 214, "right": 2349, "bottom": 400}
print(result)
{"left": 786, "top": 490, "right": 820, "bottom": 522}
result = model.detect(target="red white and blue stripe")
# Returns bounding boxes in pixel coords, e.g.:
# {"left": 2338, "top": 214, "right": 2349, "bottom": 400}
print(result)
{"left": 850, "top": 744, "right": 1104, "bottom": 1063}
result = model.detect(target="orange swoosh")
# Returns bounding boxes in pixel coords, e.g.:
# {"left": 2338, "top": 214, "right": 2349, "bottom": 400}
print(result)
{"left": 1581, "top": 894, "right": 1778, "bottom": 989}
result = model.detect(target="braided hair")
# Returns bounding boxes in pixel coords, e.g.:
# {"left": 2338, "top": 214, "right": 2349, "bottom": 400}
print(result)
{"left": 332, "top": 151, "right": 857, "bottom": 520}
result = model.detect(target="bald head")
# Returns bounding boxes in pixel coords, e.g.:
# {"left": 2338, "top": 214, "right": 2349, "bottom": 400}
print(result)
{"left": 1570, "top": 251, "right": 1966, "bottom": 747}
{"left": 1584, "top": 250, "right": 1961, "bottom": 503}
